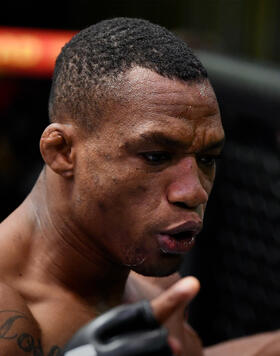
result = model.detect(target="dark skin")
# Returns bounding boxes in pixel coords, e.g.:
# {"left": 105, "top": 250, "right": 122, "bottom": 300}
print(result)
{"left": 0, "top": 67, "right": 225, "bottom": 355}
{"left": 1, "top": 66, "right": 278, "bottom": 356}
{"left": 57, "top": 67, "right": 225, "bottom": 279}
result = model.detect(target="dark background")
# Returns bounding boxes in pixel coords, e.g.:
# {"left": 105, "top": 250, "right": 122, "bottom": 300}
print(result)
{"left": 0, "top": 0, "right": 279, "bottom": 347}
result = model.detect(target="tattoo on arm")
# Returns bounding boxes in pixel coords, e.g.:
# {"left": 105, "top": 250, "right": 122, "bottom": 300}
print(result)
{"left": 0, "top": 310, "right": 62, "bottom": 355}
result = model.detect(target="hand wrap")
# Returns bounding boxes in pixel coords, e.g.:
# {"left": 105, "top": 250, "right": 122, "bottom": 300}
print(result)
{"left": 62, "top": 300, "right": 173, "bottom": 356}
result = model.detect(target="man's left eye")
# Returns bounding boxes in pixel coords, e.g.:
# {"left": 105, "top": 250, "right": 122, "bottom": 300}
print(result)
{"left": 140, "top": 151, "right": 171, "bottom": 165}
{"left": 198, "top": 155, "right": 219, "bottom": 167}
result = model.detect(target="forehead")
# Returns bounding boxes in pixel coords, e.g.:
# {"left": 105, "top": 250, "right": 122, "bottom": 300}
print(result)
{"left": 124, "top": 66, "right": 217, "bottom": 108}
{"left": 96, "top": 67, "right": 224, "bottom": 148}
{"left": 119, "top": 67, "right": 221, "bottom": 124}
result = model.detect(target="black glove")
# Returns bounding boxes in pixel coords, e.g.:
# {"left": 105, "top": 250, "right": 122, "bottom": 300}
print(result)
{"left": 62, "top": 300, "right": 173, "bottom": 356}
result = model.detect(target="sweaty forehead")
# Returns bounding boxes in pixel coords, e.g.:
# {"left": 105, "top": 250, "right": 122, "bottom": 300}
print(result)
{"left": 122, "top": 66, "right": 219, "bottom": 119}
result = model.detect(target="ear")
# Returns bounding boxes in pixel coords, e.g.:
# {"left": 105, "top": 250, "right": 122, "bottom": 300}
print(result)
{"left": 40, "top": 123, "right": 75, "bottom": 178}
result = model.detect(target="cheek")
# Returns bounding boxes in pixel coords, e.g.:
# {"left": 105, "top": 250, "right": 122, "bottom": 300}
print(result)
{"left": 101, "top": 175, "right": 160, "bottom": 213}
{"left": 93, "top": 180, "right": 158, "bottom": 267}
{"left": 199, "top": 169, "right": 216, "bottom": 218}
{"left": 93, "top": 177, "right": 161, "bottom": 240}
{"left": 199, "top": 167, "right": 216, "bottom": 195}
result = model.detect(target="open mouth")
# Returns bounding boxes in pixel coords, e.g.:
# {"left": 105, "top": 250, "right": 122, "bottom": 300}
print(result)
{"left": 170, "top": 230, "right": 195, "bottom": 240}
{"left": 157, "top": 220, "right": 202, "bottom": 254}
{"left": 157, "top": 231, "right": 196, "bottom": 255}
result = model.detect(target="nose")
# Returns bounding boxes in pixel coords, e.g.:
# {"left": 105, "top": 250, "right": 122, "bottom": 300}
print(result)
{"left": 166, "top": 157, "right": 209, "bottom": 209}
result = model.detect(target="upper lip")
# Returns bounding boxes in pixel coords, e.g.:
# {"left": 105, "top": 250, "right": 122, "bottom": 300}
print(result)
{"left": 160, "top": 220, "right": 202, "bottom": 236}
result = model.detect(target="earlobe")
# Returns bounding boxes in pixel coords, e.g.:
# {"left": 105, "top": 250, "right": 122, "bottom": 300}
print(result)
{"left": 40, "top": 123, "right": 74, "bottom": 178}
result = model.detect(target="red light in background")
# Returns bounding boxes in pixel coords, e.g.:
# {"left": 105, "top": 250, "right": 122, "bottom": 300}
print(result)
{"left": 0, "top": 27, "right": 76, "bottom": 78}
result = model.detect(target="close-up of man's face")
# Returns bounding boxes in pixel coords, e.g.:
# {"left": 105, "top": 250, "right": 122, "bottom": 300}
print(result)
{"left": 70, "top": 67, "right": 225, "bottom": 277}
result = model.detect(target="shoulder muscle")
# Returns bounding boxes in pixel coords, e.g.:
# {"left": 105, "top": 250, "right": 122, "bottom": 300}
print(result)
{"left": 0, "top": 282, "right": 42, "bottom": 355}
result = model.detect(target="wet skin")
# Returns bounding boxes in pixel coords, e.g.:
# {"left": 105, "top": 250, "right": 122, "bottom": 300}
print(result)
{"left": 71, "top": 67, "right": 225, "bottom": 277}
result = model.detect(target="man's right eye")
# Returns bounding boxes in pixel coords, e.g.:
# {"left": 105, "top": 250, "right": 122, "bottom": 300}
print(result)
{"left": 140, "top": 151, "right": 172, "bottom": 165}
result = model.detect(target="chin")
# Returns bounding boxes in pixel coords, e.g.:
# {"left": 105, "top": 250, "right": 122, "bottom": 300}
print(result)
{"left": 131, "top": 254, "right": 184, "bottom": 277}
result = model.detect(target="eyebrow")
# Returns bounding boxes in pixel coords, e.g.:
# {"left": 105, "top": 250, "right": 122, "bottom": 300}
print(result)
{"left": 199, "top": 137, "right": 225, "bottom": 152}
{"left": 124, "top": 132, "right": 225, "bottom": 152}
{"left": 139, "top": 132, "right": 187, "bottom": 149}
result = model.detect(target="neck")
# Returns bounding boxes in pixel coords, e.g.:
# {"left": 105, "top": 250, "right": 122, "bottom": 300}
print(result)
{"left": 1, "top": 168, "right": 130, "bottom": 309}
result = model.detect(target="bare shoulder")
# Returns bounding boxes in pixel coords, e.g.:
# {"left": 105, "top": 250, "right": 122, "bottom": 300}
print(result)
{"left": 0, "top": 281, "right": 47, "bottom": 355}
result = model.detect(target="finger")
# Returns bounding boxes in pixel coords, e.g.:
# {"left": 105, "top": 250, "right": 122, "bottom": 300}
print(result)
{"left": 151, "top": 276, "right": 200, "bottom": 324}
{"left": 168, "top": 335, "right": 182, "bottom": 356}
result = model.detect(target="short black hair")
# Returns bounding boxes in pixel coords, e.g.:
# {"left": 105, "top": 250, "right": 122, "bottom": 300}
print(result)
{"left": 49, "top": 17, "right": 208, "bottom": 131}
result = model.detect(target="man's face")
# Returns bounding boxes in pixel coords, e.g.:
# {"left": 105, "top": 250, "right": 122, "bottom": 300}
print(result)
{"left": 72, "top": 67, "right": 225, "bottom": 277}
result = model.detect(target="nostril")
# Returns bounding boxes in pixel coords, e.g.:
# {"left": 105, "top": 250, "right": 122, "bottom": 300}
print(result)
{"left": 173, "top": 202, "right": 188, "bottom": 209}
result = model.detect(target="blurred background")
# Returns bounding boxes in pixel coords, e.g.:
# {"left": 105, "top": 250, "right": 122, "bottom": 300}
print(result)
{"left": 0, "top": 0, "right": 279, "bottom": 347}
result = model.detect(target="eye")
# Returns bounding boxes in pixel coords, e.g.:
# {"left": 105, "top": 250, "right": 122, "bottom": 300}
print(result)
{"left": 140, "top": 151, "right": 172, "bottom": 165}
{"left": 198, "top": 155, "right": 221, "bottom": 167}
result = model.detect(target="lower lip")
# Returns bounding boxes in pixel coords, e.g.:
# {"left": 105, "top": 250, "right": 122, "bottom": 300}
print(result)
{"left": 157, "top": 234, "right": 196, "bottom": 254}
